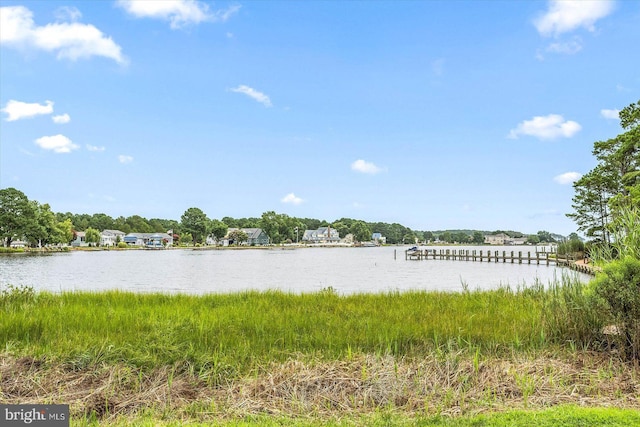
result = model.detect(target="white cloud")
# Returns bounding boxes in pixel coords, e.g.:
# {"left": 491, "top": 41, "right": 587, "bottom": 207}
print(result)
{"left": 230, "top": 85, "right": 272, "bottom": 107}
{"left": 118, "top": 155, "right": 134, "bottom": 164}
{"left": 554, "top": 171, "right": 582, "bottom": 184}
{"left": 52, "top": 113, "right": 70, "bottom": 124}
{"left": 2, "top": 99, "right": 53, "bottom": 121}
{"left": 117, "top": 1, "right": 240, "bottom": 29}
{"left": 35, "top": 134, "right": 79, "bottom": 153}
{"left": 86, "top": 144, "right": 106, "bottom": 152}
{"left": 534, "top": 0, "right": 615, "bottom": 37}
{"left": 281, "top": 193, "right": 303, "bottom": 205}
{"left": 351, "top": 159, "right": 383, "bottom": 174}
{"left": 601, "top": 109, "right": 620, "bottom": 120}
{"left": 54, "top": 6, "right": 82, "bottom": 22}
{"left": 0, "top": 5, "right": 126, "bottom": 64}
{"left": 546, "top": 39, "right": 583, "bottom": 55}
{"left": 508, "top": 114, "right": 581, "bottom": 140}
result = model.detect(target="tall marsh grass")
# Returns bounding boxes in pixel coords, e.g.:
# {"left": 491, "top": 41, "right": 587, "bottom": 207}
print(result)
{"left": 0, "top": 273, "right": 603, "bottom": 382}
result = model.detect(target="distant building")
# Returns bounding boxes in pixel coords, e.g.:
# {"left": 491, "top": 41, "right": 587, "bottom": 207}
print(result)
{"left": 302, "top": 227, "right": 340, "bottom": 243}
{"left": 484, "top": 233, "right": 510, "bottom": 245}
{"left": 124, "top": 232, "right": 173, "bottom": 247}
{"left": 100, "top": 230, "right": 126, "bottom": 247}
{"left": 221, "top": 228, "right": 270, "bottom": 246}
{"left": 372, "top": 233, "right": 386, "bottom": 244}
{"left": 71, "top": 232, "right": 87, "bottom": 247}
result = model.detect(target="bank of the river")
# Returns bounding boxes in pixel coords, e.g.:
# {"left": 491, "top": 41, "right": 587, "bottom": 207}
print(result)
{"left": 1, "top": 282, "right": 638, "bottom": 425}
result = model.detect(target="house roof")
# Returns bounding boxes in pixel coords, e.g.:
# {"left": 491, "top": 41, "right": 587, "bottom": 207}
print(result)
{"left": 226, "top": 228, "right": 266, "bottom": 239}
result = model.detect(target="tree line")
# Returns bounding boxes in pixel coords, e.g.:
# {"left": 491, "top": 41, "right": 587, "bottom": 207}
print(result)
{"left": 0, "top": 191, "right": 419, "bottom": 247}
{"left": 567, "top": 99, "right": 639, "bottom": 247}
{"left": 1, "top": 186, "right": 575, "bottom": 248}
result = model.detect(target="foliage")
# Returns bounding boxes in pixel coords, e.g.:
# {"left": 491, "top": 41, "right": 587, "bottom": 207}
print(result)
{"left": 228, "top": 229, "right": 248, "bottom": 245}
{"left": 0, "top": 187, "right": 35, "bottom": 247}
{"left": 557, "top": 239, "right": 585, "bottom": 257}
{"left": 259, "top": 211, "right": 305, "bottom": 244}
{"left": 349, "top": 220, "right": 371, "bottom": 242}
{"left": 209, "top": 219, "right": 228, "bottom": 241}
{"left": 84, "top": 227, "right": 101, "bottom": 246}
{"left": 590, "top": 257, "right": 640, "bottom": 360}
{"left": 568, "top": 101, "right": 639, "bottom": 244}
{"left": 181, "top": 207, "right": 210, "bottom": 245}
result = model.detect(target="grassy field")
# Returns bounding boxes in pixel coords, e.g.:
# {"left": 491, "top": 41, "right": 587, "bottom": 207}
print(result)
{"left": 1, "top": 279, "right": 639, "bottom": 425}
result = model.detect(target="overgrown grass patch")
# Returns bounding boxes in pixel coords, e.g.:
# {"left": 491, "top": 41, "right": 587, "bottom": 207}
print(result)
{"left": 1, "top": 285, "right": 559, "bottom": 376}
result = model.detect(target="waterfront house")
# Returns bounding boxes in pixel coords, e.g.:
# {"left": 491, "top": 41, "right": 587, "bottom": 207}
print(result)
{"left": 222, "top": 228, "right": 270, "bottom": 246}
{"left": 71, "top": 231, "right": 87, "bottom": 247}
{"left": 372, "top": 232, "right": 386, "bottom": 244}
{"left": 484, "top": 233, "right": 510, "bottom": 245}
{"left": 302, "top": 227, "right": 340, "bottom": 243}
{"left": 124, "top": 232, "right": 174, "bottom": 247}
{"left": 100, "top": 230, "right": 126, "bottom": 247}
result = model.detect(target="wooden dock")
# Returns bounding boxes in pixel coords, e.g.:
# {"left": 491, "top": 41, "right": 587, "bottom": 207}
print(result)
{"left": 405, "top": 248, "right": 599, "bottom": 275}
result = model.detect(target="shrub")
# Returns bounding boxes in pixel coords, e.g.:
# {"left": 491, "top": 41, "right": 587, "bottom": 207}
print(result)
{"left": 591, "top": 257, "right": 640, "bottom": 360}
{"left": 117, "top": 242, "right": 128, "bottom": 249}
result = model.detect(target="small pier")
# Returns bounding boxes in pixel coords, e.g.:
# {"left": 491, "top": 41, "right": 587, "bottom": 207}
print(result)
{"left": 405, "top": 248, "right": 599, "bottom": 275}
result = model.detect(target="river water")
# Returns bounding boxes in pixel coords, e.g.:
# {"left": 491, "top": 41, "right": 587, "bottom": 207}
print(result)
{"left": 0, "top": 246, "right": 590, "bottom": 295}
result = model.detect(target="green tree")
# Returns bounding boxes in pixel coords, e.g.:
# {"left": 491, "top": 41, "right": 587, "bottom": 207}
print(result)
{"left": 350, "top": 220, "right": 371, "bottom": 243}
{"left": 0, "top": 187, "right": 35, "bottom": 247}
{"left": 52, "top": 218, "right": 74, "bottom": 245}
{"left": 209, "top": 219, "right": 228, "bottom": 243}
{"left": 619, "top": 99, "right": 639, "bottom": 130}
{"left": 25, "top": 202, "right": 59, "bottom": 247}
{"left": 332, "top": 221, "right": 350, "bottom": 238}
{"left": 472, "top": 231, "right": 484, "bottom": 244}
{"left": 536, "top": 230, "right": 556, "bottom": 243}
{"left": 179, "top": 232, "right": 193, "bottom": 246}
{"left": 527, "top": 234, "right": 540, "bottom": 245}
{"left": 228, "top": 229, "right": 248, "bottom": 245}
{"left": 85, "top": 227, "right": 101, "bottom": 246}
{"left": 568, "top": 103, "right": 639, "bottom": 245}
{"left": 181, "top": 208, "right": 210, "bottom": 245}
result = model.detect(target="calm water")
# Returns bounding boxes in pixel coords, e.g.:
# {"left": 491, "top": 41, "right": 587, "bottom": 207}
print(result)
{"left": 0, "top": 246, "right": 590, "bottom": 295}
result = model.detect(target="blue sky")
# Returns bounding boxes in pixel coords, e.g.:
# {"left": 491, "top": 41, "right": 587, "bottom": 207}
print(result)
{"left": 1, "top": 0, "right": 638, "bottom": 235}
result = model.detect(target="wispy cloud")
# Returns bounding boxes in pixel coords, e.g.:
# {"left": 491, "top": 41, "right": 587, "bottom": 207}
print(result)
{"left": 0, "top": 5, "right": 126, "bottom": 64}
{"left": 86, "top": 144, "right": 105, "bottom": 152}
{"left": 54, "top": 6, "right": 82, "bottom": 22}
{"left": 554, "top": 171, "right": 582, "bottom": 184}
{"left": 230, "top": 85, "right": 272, "bottom": 107}
{"left": 545, "top": 38, "right": 583, "bottom": 55}
{"left": 2, "top": 99, "right": 53, "bottom": 121}
{"left": 117, "top": 1, "right": 240, "bottom": 29}
{"left": 52, "top": 113, "right": 70, "bottom": 124}
{"left": 600, "top": 109, "right": 620, "bottom": 120}
{"left": 508, "top": 114, "right": 581, "bottom": 140}
{"left": 533, "top": 1, "right": 614, "bottom": 59}
{"left": 534, "top": 0, "right": 615, "bottom": 37}
{"left": 35, "top": 134, "right": 79, "bottom": 153}
{"left": 229, "top": 85, "right": 272, "bottom": 107}
{"left": 281, "top": 193, "right": 303, "bottom": 205}
{"left": 351, "top": 159, "right": 383, "bottom": 174}
{"left": 118, "top": 155, "right": 134, "bottom": 164}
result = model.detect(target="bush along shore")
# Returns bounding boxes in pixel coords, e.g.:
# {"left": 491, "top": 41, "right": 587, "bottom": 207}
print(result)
{"left": 1, "top": 275, "right": 639, "bottom": 426}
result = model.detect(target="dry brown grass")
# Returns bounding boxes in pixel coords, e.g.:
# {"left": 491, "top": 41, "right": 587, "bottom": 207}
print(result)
{"left": 1, "top": 352, "right": 639, "bottom": 422}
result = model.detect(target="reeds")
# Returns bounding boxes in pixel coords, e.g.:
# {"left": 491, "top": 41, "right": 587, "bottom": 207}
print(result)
{"left": 2, "top": 277, "right": 639, "bottom": 422}
{"left": 1, "top": 274, "right": 597, "bottom": 379}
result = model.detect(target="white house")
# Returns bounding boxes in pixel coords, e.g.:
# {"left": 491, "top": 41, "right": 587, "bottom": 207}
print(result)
{"left": 124, "top": 232, "right": 173, "bottom": 247}
{"left": 71, "top": 231, "right": 87, "bottom": 247}
{"left": 100, "top": 230, "right": 126, "bottom": 247}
